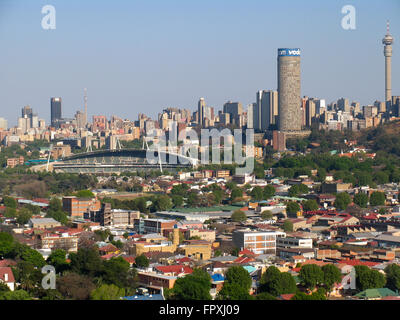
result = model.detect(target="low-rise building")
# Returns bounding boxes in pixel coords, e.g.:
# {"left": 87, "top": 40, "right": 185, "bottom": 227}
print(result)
{"left": 232, "top": 229, "right": 281, "bottom": 255}
{"left": 28, "top": 218, "right": 61, "bottom": 229}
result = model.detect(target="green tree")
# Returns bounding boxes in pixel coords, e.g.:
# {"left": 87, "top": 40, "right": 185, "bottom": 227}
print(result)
{"left": 231, "top": 210, "right": 247, "bottom": 222}
{"left": 250, "top": 186, "right": 263, "bottom": 201}
{"left": 0, "top": 289, "right": 31, "bottom": 300}
{"left": 134, "top": 254, "right": 149, "bottom": 268}
{"left": 353, "top": 193, "right": 369, "bottom": 208}
{"left": 0, "top": 232, "right": 14, "bottom": 258}
{"left": 283, "top": 220, "right": 294, "bottom": 232}
{"left": 373, "top": 171, "right": 389, "bottom": 185}
{"left": 4, "top": 207, "right": 17, "bottom": 218}
{"left": 302, "top": 199, "right": 319, "bottom": 212}
{"left": 168, "top": 269, "right": 212, "bottom": 300}
{"left": 90, "top": 284, "right": 125, "bottom": 300}
{"left": 263, "top": 185, "right": 275, "bottom": 199}
{"left": 20, "top": 247, "right": 46, "bottom": 268}
{"left": 321, "top": 264, "right": 342, "bottom": 293}
{"left": 355, "top": 265, "right": 386, "bottom": 291}
{"left": 16, "top": 207, "right": 33, "bottom": 225}
{"left": 69, "top": 247, "right": 103, "bottom": 277}
{"left": 230, "top": 188, "right": 243, "bottom": 201}
{"left": 259, "top": 266, "right": 296, "bottom": 296}
{"left": 384, "top": 264, "right": 400, "bottom": 292}
{"left": 171, "top": 195, "right": 184, "bottom": 208}
{"left": 3, "top": 196, "right": 17, "bottom": 209}
{"left": 255, "top": 292, "right": 277, "bottom": 300}
{"left": 46, "top": 197, "right": 68, "bottom": 225}
{"left": 299, "top": 264, "right": 324, "bottom": 290}
{"left": 217, "top": 282, "right": 254, "bottom": 300}
{"left": 334, "top": 192, "right": 352, "bottom": 210}
{"left": 369, "top": 191, "right": 386, "bottom": 206}
{"left": 261, "top": 210, "right": 273, "bottom": 220}
{"left": 286, "top": 202, "right": 300, "bottom": 215}
{"left": 47, "top": 249, "right": 69, "bottom": 273}
{"left": 224, "top": 266, "right": 252, "bottom": 291}
{"left": 152, "top": 195, "right": 173, "bottom": 211}
{"left": 102, "top": 257, "right": 133, "bottom": 288}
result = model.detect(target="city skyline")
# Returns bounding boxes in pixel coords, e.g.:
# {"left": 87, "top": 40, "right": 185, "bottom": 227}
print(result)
{"left": 0, "top": 0, "right": 399, "bottom": 126}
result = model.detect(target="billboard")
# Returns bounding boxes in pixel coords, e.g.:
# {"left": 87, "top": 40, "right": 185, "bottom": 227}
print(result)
{"left": 278, "top": 48, "right": 301, "bottom": 56}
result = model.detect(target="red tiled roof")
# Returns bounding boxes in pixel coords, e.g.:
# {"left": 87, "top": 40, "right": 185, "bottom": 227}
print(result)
{"left": 155, "top": 265, "right": 193, "bottom": 275}
{"left": 0, "top": 259, "right": 17, "bottom": 267}
{"left": 175, "top": 257, "right": 192, "bottom": 264}
{"left": 98, "top": 244, "right": 119, "bottom": 253}
{"left": 233, "top": 256, "right": 255, "bottom": 264}
{"left": 122, "top": 256, "right": 135, "bottom": 264}
{"left": 100, "top": 253, "right": 119, "bottom": 260}
{"left": 338, "top": 259, "right": 380, "bottom": 267}
{"left": 239, "top": 249, "right": 257, "bottom": 257}
{"left": 0, "top": 267, "right": 15, "bottom": 283}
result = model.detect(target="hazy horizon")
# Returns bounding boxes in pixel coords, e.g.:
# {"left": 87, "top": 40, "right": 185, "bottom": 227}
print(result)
{"left": 0, "top": 0, "right": 399, "bottom": 126}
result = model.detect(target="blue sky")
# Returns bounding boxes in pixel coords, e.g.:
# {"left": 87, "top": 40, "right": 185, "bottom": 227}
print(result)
{"left": 0, "top": 0, "right": 399, "bottom": 126}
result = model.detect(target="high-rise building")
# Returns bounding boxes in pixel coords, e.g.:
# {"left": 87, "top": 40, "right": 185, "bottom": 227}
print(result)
{"left": 51, "top": 97, "right": 62, "bottom": 127}
{"left": 337, "top": 98, "right": 350, "bottom": 113}
{"left": 246, "top": 104, "right": 254, "bottom": 129}
{"left": 383, "top": 21, "right": 394, "bottom": 104}
{"left": 0, "top": 117, "right": 8, "bottom": 130}
{"left": 305, "top": 99, "right": 316, "bottom": 127}
{"left": 254, "top": 90, "right": 278, "bottom": 131}
{"left": 22, "top": 106, "right": 32, "bottom": 118}
{"left": 261, "top": 90, "right": 278, "bottom": 130}
{"left": 223, "top": 101, "right": 243, "bottom": 126}
{"left": 277, "top": 48, "right": 302, "bottom": 133}
{"left": 198, "top": 98, "right": 205, "bottom": 127}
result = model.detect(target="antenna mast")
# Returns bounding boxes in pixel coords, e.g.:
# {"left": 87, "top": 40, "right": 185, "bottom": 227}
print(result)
{"left": 84, "top": 88, "right": 88, "bottom": 128}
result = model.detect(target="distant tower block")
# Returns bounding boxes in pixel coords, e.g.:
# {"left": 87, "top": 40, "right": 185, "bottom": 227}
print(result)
{"left": 383, "top": 20, "right": 394, "bottom": 102}
{"left": 277, "top": 48, "right": 302, "bottom": 132}
{"left": 84, "top": 88, "right": 88, "bottom": 127}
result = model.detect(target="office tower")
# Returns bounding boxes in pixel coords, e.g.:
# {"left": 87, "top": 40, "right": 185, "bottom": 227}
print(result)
{"left": 223, "top": 101, "right": 243, "bottom": 126}
{"left": 314, "top": 99, "right": 326, "bottom": 115}
{"left": 255, "top": 90, "right": 278, "bottom": 131}
{"left": 337, "top": 98, "right": 350, "bottom": 113}
{"left": 392, "top": 96, "right": 400, "bottom": 116}
{"left": 219, "top": 113, "right": 230, "bottom": 125}
{"left": 22, "top": 105, "right": 32, "bottom": 118}
{"left": 39, "top": 119, "right": 46, "bottom": 128}
{"left": 383, "top": 21, "right": 394, "bottom": 103}
{"left": 75, "top": 110, "right": 86, "bottom": 129}
{"left": 351, "top": 102, "right": 361, "bottom": 115}
{"left": 198, "top": 98, "right": 205, "bottom": 127}
{"left": 246, "top": 104, "right": 254, "bottom": 129}
{"left": 363, "top": 105, "right": 378, "bottom": 118}
{"left": 18, "top": 115, "right": 31, "bottom": 133}
{"left": 0, "top": 117, "right": 8, "bottom": 130}
{"left": 254, "top": 91, "right": 262, "bottom": 130}
{"left": 51, "top": 97, "right": 62, "bottom": 127}
{"left": 305, "top": 99, "right": 316, "bottom": 127}
{"left": 31, "top": 114, "right": 39, "bottom": 128}
{"left": 277, "top": 48, "right": 302, "bottom": 132}
{"left": 374, "top": 100, "right": 386, "bottom": 113}
{"left": 261, "top": 91, "right": 278, "bottom": 130}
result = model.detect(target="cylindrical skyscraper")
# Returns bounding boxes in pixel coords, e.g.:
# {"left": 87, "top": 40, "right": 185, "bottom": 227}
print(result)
{"left": 383, "top": 21, "right": 394, "bottom": 103}
{"left": 277, "top": 48, "right": 301, "bottom": 132}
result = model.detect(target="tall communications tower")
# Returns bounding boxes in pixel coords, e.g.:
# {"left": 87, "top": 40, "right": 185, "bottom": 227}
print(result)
{"left": 84, "top": 88, "right": 88, "bottom": 127}
{"left": 383, "top": 21, "right": 394, "bottom": 103}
